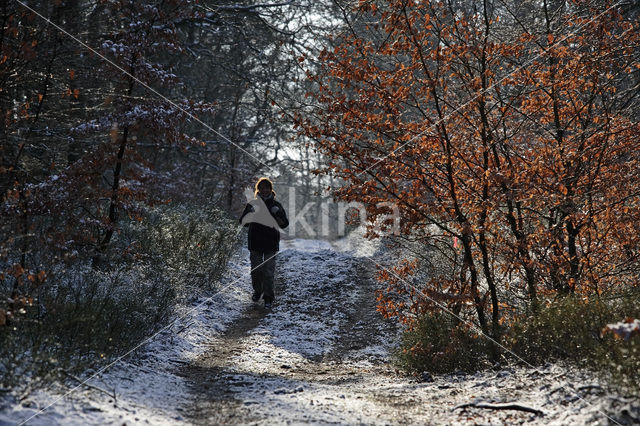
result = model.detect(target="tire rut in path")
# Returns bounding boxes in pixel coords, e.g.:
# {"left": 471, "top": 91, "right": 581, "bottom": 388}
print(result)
{"left": 178, "top": 305, "right": 269, "bottom": 424}
{"left": 177, "top": 261, "right": 287, "bottom": 425}
{"left": 177, "top": 248, "right": 400, "bottom": 424}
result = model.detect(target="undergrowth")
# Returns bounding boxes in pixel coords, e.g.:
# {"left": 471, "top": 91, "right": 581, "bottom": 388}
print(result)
{"left": 395, "top": 292, "right": 640, "bottom": 392}
{"left": 394, "top": 312, "right": 491, "bottom": 374}
{"left": 505, "top": 293, "right": 640, "bottom": 391}
{"left": 0, "top": 202, "right": 240, "bottom": 395}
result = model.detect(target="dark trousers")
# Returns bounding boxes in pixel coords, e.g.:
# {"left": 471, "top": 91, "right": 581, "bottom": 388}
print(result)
{"left": 250, "top": 250, "right": 277, "bottom": 303}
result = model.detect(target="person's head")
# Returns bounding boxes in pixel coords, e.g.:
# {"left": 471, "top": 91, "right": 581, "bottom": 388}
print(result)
{"left": 254, "top": 177, "right": 275, "bottom": 199}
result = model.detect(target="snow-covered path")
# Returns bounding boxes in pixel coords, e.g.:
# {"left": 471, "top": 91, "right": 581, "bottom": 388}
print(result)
{"left": 3, "top": 238, "right": 638, "bottom": 425}
{"left": 177, "top": 239, "right": 636, "bottom": 425}
{"left": 179, "top": 238, "right": 400, "bottom": 424}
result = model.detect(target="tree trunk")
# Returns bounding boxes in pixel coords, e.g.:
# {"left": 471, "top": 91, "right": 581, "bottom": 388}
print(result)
{"left": 96, "top": 58, "right": 136, "bottom": 258}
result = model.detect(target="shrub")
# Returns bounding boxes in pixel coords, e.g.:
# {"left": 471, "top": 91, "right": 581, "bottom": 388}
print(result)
{"left": 120, "top": 203, "right": 241, "bottom": 298}
{"left": 505, "top": 293, "right": 640, "bottom": 391}
{"left": 506, "top": 296, "right": 612, "bottom": 363}
{"left": 0, "top": 202, "right": 240, "bottom": 394}
{"left": 0, "top": 266, "right": 174, "bottom": 390}
{"left": 394, "top": 311, "right": 491, "bottom": 374}
{"left": 393, "top": 291, "right": 640, "bottom": 392}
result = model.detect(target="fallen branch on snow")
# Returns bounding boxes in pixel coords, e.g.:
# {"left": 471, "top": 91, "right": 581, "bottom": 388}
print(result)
{"left": 577, "top": 384, "right": 604, "bottom": 393}
{"left": 453, "top": 402, "right": 544, "bottom": 416}
{"left": 63, "top": 370, "right": 116, "bottom": 401}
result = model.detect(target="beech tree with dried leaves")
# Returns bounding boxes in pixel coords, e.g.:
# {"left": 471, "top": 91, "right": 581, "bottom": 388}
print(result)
{"left": 298, "top": 0, "right": 640, "bottom": 343}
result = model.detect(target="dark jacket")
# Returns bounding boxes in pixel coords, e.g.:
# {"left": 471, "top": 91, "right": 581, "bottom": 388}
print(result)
{"left": 239, "top": 196, "right": 289, "bottom": 252}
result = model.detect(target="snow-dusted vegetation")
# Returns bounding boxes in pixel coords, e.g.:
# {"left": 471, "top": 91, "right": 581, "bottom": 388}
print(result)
{"left": 3, "top": 238, "right": 639, "bottom": 425}
{"left": 2, "top": 0, "right": 640, "bottom": 424}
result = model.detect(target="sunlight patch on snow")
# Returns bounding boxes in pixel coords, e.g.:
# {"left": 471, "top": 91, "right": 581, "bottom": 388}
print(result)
{"left": 229, "top": 335, "right": 313, "bottom": 376}
{"left": 331, "top": 227, "right": 381, "bottom": 257}
{"left": 280, "top": 238, "right": 333, "bottom": 252}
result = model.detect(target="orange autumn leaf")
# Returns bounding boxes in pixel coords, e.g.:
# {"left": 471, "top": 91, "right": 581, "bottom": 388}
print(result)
{"left": 11, "top": 264, "right": 24, "bottom": 278}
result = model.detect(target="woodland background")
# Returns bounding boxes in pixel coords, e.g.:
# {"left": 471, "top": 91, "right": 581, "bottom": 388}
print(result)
{"left": 1, "top": 0, "right": 640, "bottom": 398}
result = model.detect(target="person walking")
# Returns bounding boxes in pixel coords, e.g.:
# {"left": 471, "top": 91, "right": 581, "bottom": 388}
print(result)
{"left": 239, "top": 177, "right": 289, "bottom": 309}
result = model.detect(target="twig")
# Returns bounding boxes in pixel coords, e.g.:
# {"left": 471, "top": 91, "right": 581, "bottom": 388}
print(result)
{"left": 578, "top": 385, "right": 604, "bottom": 394}
{"left": 453, "top": 402, "right": 544, "bottom": 416}
{"left": 211, "top": 1, "right": 294, "bottom": 12}
{"left": 63, "top": 371, "right": 116, "bottom": 401}
{"left": 547, "top": 386, "right": 567, "bottom": 397}
{"left": 174, "top": 320, "right": 195, "bottom": 335}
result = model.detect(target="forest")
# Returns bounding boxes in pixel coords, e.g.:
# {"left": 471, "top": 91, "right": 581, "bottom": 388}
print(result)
{"left": 1, "top": 0, "right": 640, "bottom": 424}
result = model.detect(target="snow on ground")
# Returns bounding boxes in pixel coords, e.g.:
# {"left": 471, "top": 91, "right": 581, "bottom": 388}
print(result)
{"left": 179, "top": 237, "right": 640, "bottom": 425}
{"left": 0, "top": 247, "right": 253, "bottom": 426}
{"left": 2, "top": 235, "right": 639, "bottom": 425}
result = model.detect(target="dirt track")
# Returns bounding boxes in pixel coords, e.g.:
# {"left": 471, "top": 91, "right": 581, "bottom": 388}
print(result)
{"left": 177, "top": 240, "right": 636, "bottom": 425}
{"left": 178, "top": 244, "right": 403, "bottom": 424}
